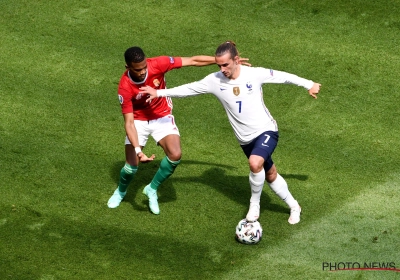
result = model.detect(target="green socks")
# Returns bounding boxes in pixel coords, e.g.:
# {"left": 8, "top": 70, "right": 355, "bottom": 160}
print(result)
{"left": 118, "top": 163, "right": 138, "bottom": 193}
{"left": 150, "top": 156, "right": 180, "bottom": 190}
{"left": 117, "top": 157, "right": 179, "bottom": 193}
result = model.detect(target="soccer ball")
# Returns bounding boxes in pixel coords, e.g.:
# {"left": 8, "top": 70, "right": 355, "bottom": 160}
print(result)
{"left": 235, "top": 219, "right": 263, "bottom": 245}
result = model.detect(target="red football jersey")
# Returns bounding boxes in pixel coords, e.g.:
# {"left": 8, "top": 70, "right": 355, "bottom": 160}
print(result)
{"left": 118, "top": 56, "right": 183, "bottom": 120}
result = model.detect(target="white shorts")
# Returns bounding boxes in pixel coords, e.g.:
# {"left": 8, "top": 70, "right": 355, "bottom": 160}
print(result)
{"left": 125, "top": 115, "right": 180, "bottom": 146}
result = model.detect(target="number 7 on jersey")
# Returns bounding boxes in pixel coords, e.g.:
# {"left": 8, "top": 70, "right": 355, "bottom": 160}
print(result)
{"left": 236, "top": 101, "right": 242, "bottom": 113}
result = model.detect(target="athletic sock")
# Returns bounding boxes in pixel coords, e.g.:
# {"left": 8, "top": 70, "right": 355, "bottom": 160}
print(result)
{"left": 249, "top": 169, "right": 265, "bottom": 204}
{"left": 268, "top": 173, "right": 298, "bottom": 208}
{"left": 150, "top": 156, "right": 180, "bottom": 190}
{"left": 118, "top": 163, "right": 138, "bottom": 193}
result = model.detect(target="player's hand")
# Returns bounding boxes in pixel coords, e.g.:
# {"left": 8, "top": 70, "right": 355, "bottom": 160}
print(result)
{"left": 137, "top": 152, "right": 155, "bottom": 163}
{"left": 139, "top": 86, "right": 158, "bottom": 103}
{"left": 308, "top": 83, "right": 321, "bottom": 99}
{"left": 238, "top": 57, "right": 251, "bottom": 66}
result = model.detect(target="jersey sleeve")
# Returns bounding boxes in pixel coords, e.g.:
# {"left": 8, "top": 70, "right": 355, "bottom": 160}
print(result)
{"left": 118, "top": 88, "right": 133, "bottom": 114}
{"left": 117, "top": 75, "right": 134, "bottom": 114}
{"left": 154, "top": 56, "right": 183, "bottom": 73}
{"left": 257, "top": 67, "right": 314, "bottom": 90}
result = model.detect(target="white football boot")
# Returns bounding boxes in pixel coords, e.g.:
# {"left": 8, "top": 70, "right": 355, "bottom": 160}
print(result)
{"left": 246, "top": 203, "right": 260, "bottom": 222}
{"left": 288, "top": 204, "right": 301, "bottom": 224}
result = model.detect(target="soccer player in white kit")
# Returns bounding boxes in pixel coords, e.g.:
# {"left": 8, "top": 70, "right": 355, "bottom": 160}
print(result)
{"left": 140, "top": 41, "right": 321, "bottom": 224}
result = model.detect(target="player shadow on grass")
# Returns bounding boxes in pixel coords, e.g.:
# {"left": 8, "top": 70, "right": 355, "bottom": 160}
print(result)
{"left": 171, "top": 160, "right": 308, "bottom": 216}
{"left": 110, "top": 160, "right": 308, "bottom": 215}
{"left": 109, "top": 160, "right": 237, "bottom": 212}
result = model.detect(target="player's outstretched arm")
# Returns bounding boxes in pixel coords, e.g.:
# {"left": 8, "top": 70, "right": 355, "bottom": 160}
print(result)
{"left": 181, "top": 56, "right": 251, "bottom": 67}
{"left": 308, "top": 83, "right": 321, "bottom": 99}
{"left": 181, "top": 56, "right": 215, "bottom": 67}
{"left": 238, "top": 57, "right": 251, "bottom": 66}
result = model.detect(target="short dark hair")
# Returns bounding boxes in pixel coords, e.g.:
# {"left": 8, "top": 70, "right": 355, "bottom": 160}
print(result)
{"left": 124, "top": 46, "right": 146, "bottom": 64}
{"left": 215, "top": 41, "right": 239, "bottom": 59}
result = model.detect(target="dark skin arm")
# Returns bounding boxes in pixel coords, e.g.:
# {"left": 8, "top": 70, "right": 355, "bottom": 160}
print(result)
{"left": 123, "top": 112, "right": 155, "bottom": 163}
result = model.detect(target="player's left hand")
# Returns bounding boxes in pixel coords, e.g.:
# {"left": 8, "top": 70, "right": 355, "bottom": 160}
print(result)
{"left": 139, "top": 86, "right": 158, "bottom": 103}
{"left": 137, "top": 152, "right": 155, "bottom": 163}
{"left": 308, "top": 83, "right": 321, "bottom": 99}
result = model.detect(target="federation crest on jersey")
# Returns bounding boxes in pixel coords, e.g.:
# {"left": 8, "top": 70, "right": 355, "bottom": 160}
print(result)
{"left": 246, "top": 82, "right": 252, "bottom": 90}
{"left": 153, "top": 79, "right": 160, "bottom": 87}
{"left": 233, "top": 87, "right": 240, "bottom": 96}
{"left": 118, "top": 94, "right": 124, "bottom": 104}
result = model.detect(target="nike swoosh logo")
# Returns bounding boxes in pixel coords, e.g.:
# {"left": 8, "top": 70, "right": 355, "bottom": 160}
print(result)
{"left": 220, "top": 88, "right": 227, "bottom": 91}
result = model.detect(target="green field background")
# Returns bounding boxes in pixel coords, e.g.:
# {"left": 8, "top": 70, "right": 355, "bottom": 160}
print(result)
{"left": 1, "top": 1, "right": 399, "bottom": 279}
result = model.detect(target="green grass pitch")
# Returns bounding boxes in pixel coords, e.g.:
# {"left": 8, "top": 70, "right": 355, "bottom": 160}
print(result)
{"left": 1, "top": 1, "right": 400, "bottom": 279}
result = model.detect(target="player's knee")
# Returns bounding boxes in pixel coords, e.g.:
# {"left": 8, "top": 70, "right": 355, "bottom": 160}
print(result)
{"left": 248, "top": 159, "right": 263, "bottom": 173}
{"left": 165, "top": 157, "right": 181, "bottom": 172}
{"left": 167, "top": 150, "right": 182, "bottom": 162}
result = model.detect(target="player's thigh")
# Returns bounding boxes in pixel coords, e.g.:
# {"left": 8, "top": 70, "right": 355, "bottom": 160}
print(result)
{"left": 158, "top": 134, "right": 181, "bottom": 161}
{"left": 151, "top": 115, "right": 180, "bottom": 142}
{"left": 152, "top": 115, "right": 181, "bottom": 160}
{"left": 132, "top": 119, "right": 151, "bottom": 147}
{"left": 244, "top": 131, "right": 278, "bottom": 172}
{"left": 252, "top": 131, "right": 278, "bottom": 158}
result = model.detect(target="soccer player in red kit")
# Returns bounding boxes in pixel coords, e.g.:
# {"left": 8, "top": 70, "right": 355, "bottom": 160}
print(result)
{"left": 108, "top": 46, "right": 248, "bottom": 214}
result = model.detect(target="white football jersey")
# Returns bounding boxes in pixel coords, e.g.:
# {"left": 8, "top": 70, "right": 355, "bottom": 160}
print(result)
{"left": 157, "top": 65, "right": 314, "bottom": 145}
